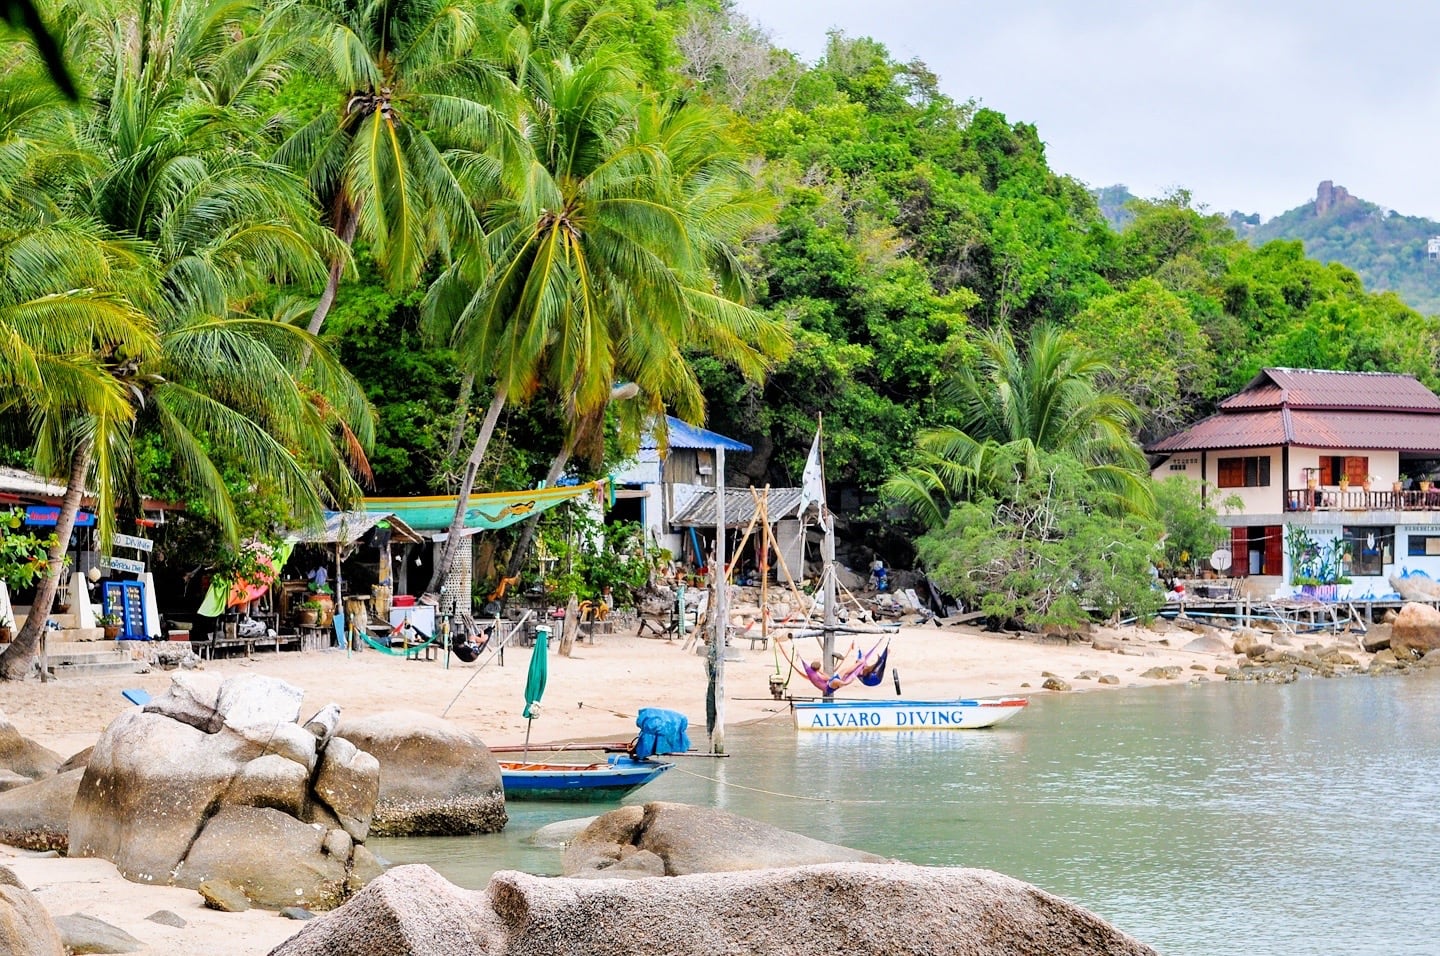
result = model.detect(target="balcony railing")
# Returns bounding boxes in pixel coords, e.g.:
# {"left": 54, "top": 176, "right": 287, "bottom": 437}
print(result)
{"left": 1285, "top": 487, "right": 1440, "bottom": 512}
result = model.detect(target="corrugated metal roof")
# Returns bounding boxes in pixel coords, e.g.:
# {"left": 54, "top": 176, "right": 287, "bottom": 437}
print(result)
{"left": 1148, "top": 411, "right": 1287, "bottom": 452}
{"left": 289, "top": 511, "right": 423, "bottom": 546}
{"left": 1149, "top": 410, "right": 1440, "bottom": 453}
{"left": 671, "top": 487, "right": 805, "bottom": 528}
{"left": 641, "top": 416, "right": 752, "bottom": 453}
{"left": 0, "top": 466, "right": 70, "bottom": 498}
{"left": 1220, "top": 368, "right": 1440, "bottom": 412}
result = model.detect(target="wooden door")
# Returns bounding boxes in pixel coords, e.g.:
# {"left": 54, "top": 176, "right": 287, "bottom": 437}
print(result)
{"left": 1231, "top": 527, "right": 1249, "bottom": 577}
{"left": 1263, "top": 525, "right": 1282, "bottom": 576}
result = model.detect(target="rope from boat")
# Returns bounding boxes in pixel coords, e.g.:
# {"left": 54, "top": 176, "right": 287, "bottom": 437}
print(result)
{"left": 668, "top": 763, "right": 882, "bottom": 804}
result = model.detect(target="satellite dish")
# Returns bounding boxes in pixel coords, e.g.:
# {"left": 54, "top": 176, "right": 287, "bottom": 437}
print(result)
{"left": 1210, "top": 548, "right": 1232, "bottom": 571}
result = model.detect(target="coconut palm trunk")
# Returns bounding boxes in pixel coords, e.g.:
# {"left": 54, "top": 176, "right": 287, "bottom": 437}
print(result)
{"left": 504, "top": 443, "right": 573, "bottom": 582}
{"left": 444, "top": 373, "right": 477, "bottom": 475}
{"left": 0, "top": 438, "right": 91, "bottom": 680}
{"left": 426, "top": 383, "right": 508, "bottom": 597}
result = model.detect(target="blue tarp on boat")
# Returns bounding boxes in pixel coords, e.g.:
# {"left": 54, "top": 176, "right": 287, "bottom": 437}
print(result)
{"left": 633, "top": 707, "right": 690, "bottom": 758}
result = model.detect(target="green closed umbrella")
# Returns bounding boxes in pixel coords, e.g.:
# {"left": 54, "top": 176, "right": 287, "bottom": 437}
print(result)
{"left": 521, "top": 625, "right": 550, "bottom": 759}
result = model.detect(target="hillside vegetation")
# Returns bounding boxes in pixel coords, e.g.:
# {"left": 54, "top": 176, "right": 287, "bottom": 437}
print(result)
{"left": 5, "top": 1, "right": 1440, "bottom": 629}
{"left": 1248, "top": 182, "right": 1440, "bottom": 316}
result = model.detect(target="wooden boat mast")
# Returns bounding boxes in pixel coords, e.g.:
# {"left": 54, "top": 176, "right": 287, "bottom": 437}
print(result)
{"left": 817, "top": 416, "right": 838, "bottom": 699}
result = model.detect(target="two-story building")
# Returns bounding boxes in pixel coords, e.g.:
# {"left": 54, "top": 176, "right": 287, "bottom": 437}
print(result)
{"left": 1147, "top": 368, "right": 1440, "bottom": 598}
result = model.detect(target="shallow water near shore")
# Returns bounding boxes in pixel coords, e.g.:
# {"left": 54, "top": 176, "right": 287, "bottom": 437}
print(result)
{"left": 373, "top": 671, "right": 1440, "bottom": 955}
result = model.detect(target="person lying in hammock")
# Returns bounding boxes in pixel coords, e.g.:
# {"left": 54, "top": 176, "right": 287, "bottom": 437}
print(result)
{"left": 788, "top": 638, "right": 891, "bottom": 693}
{"left": 854, "top": 638, "right": 890, "bottom": 687}
{"left": 783, "top": 641, "right": 863, "bottom": 694}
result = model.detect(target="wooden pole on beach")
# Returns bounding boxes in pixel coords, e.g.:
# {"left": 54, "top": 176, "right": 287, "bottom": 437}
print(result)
{"left": 709, "top": 446, "right": 728, "bottom": 754}
{"left": 817, "top": 419, "right": 836, "bottom": 698}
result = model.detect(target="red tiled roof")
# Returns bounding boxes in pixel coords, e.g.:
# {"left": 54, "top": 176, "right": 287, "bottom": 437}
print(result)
{"left": 1148, "top": 409, "right": 1440, "bottom": 453}
{"left": 1220, "top": 368, "right": 1440, "bottom": 412}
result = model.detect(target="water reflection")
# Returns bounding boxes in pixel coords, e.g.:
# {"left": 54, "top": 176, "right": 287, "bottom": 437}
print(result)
{"left": 371, "top": 672, "right": 1440, "bottom": 955}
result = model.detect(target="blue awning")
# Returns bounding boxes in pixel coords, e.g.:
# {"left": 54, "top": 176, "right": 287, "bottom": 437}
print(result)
{"left": 642, "top": 416, "right": 752, "bottom": 453}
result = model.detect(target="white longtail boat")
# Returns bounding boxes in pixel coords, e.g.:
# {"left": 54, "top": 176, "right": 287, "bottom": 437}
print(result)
{"left": 791, "top": 696, "right": 1028, "bottom": 732}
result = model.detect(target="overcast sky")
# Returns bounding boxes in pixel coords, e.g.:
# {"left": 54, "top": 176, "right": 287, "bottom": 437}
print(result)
{"left": 731, "top": 1, "right": 1440, "bottom": 221}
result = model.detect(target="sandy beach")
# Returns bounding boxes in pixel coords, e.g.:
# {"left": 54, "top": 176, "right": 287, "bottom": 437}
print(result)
{"left": 0, "top": 619, "right": 1299, "bottom": 955}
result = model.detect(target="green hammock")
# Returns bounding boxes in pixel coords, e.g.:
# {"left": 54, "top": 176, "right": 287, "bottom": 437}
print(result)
{"left": 360, "top": 627, "right": 444, "bottom": 657}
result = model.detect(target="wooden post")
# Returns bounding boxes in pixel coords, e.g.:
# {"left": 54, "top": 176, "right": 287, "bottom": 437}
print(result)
{"left": 559, "top": 594, "right": 579, "bottom": 657}
{"left": 821, "top": 508, "right": 837, "bottom": 698}
{"left": 710, "top": 447, "right": 728, "bottom": 753}
{"left": 758, "top": 487, "right": 770, "bottom": 649}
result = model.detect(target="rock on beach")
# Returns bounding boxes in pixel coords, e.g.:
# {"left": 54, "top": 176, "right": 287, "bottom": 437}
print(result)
{"left": 271, "top": 861, "right": 1158, "bottom": 956}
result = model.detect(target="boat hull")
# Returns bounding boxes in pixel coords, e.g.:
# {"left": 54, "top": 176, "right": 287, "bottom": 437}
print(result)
{"left": 499, "top": 755, "right": 672, "bottom": 801}
{"left": 792, "top": 697, "right": 1028, "bottom": 732}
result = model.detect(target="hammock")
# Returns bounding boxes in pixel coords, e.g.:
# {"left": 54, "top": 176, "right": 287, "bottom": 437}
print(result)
{"left": 782, "top": 637, "right": 889, "bottom": 693}
{"left": 855, "top": 640, "right": 890, "bottom": 686}
{"left": 361, "top": 624, "right": 443, "bottom": 657}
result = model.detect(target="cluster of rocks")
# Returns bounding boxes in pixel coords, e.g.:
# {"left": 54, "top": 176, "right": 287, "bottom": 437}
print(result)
{"left": 1021, "top": 601, "right": 1440, "bottom": 690}
{"left": 0, "top": 679, "right": 1169, "bottom": 955}
{"left": 0, "top": 674, "right": 510, "bottom": 953}
{"left": 272, "top": 801, "right": 1159, "bottom": 956}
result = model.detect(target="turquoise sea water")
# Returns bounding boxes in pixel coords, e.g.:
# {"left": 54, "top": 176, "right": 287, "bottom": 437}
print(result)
{"left": 372, "top": 672, "right": 1440, "bottom": 955}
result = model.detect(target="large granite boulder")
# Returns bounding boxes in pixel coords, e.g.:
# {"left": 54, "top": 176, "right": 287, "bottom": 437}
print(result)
{"left": 0, "top": 709, "right": 62, "bottom": 781}
{"left": 0, "top": 865, "right": 65, "bottom": 956}
{"left": 1390, "top": 603, "right": 1440, "bottom": 660}
{"left": 336, "top": 711, "right": 506, "bottom": 836}
{"left": 562, "top": 802, "right": 886, "bottom": 878}
{"left": 174, "top": 806, "right": 349, "bottom": 910}
{"left": 271, "top": 862, "right": 1158, "bottom": 956}
{"left": 1390, "top": 574, "right": 1440, "bottom": 602}
{"left": 0, "top": 768, "right": 81, "bottom": 852}
{"left": 68, "top": 674, "right": 381, "bottom": 910}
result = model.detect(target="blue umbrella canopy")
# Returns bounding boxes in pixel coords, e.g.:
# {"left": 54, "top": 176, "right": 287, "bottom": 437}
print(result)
{"left": 523, "top": 626, "right": 549, "bottom": 719}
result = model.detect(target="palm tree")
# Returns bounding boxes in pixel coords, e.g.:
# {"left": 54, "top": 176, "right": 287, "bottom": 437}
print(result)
{"left": 0, "top": 1, "right": 376, "bottom": 679}
{"left": 0, "top": 216, "right": 158, "bottom": 679}
{"left": 270, "top": 0, "right": 519, "bottom": 339}
{"left": 423, "top": 55, "right": 789, "bottom": 595}
{"left": 884, "top": 323, "right": 1152, "bottom": 529}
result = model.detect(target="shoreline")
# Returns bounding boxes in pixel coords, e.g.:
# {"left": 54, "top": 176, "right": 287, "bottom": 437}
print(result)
{"left": 1, "top": 618, "right": 1374, "bottom": 956}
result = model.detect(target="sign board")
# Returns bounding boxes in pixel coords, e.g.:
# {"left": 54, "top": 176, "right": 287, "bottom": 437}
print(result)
{"left": 24, "top": 506, "right": 95, "bottom": 527}
{"left": 99, "top": 556, "right": 146, "bottom": 575}
{"left": 112, "top": 533, "right": 154, "bottom": 553}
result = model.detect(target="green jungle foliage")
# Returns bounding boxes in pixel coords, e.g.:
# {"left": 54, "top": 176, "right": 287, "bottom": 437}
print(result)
{"left": 916, "top": 452, "right": 1164, "bottom": 629}
{"left": 6, "top": 0, "right": 1440, "bottom": 631}
{"left": 1250, "top": 188, "right": 1440, "bottom": 317}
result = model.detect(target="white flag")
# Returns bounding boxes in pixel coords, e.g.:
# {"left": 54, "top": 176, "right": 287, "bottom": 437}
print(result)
{"left": 800, "top": 427, "right": 825, "bottom": 515}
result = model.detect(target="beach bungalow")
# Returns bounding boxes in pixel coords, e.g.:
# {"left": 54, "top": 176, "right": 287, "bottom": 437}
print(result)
{"left": 610, "top": 416, "right": 754, "bottom": 562}
{"left": 1146, "top": 368, "right": 1440, "bottom": 599}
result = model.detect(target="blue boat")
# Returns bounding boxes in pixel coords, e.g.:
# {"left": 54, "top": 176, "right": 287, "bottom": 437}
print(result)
{"left": 498, "top": 753, "right": 673, "bottom": 801}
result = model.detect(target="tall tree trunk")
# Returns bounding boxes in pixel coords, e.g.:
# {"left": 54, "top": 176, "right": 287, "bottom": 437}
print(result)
{"left": 0, "top": 438, "right": 91, "bottom": 681}
{"left": 299, "top": 207, "right": 358, "bottom": 368}
{"left": 425, "top": 383, "right": 508, "bottom": 597}
{"left": 443, "top": 372, "right": 476, "bottom": 490}
{"left": 504, "top": 442, "right": 573, "bottom": 582}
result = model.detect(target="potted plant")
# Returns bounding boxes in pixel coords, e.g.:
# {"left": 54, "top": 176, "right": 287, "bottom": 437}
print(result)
{"left": 1362, "top": 474, "right": 1376, "bottom": 493}
{"left": 0, "top": 614, "right": 12, "bottom": 643}
{"left": 1395, "top": 475, "right": 1408, "bottom": 495}
{"left": 1338, "top": 475, "right": 1350, "bottom": 493}
{"left": 296, "top": 599, "right": 323, "bottom": 627}
{"left": 1303, "top": 468, "right": 1319, "bottom": 491}
{"left": 98, "top": 611, "right": 123, "bottom": 639}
